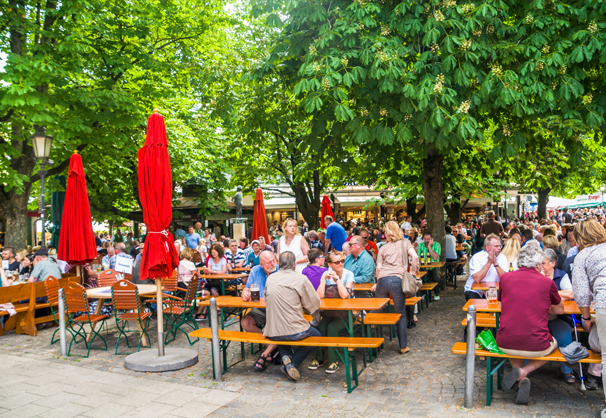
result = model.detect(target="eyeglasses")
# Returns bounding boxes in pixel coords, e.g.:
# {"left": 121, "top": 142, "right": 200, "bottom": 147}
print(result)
{"left": 330, "top": 260, "right": 345, "bottom": 265}
{"left": 318, "top": 255, "right": 326, "bottom": 259}
{"left": 361, "top": 236, "right": 369, "bottom": 240}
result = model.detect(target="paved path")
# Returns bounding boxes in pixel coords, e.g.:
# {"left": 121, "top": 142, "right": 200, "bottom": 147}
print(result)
{"left": 0, "top": 353, "right": 239, "bottom": 418}
{"left": 0, "top": 272, "right": 604, "bottom": 417}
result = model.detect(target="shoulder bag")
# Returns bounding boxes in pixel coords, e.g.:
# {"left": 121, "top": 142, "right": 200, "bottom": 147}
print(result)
{"left": 400, "top": 239, "right": 422, "bottom": 297}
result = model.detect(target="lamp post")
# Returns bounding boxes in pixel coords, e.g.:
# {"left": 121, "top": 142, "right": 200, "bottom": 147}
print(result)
{"left": 32, "top": 125, "right": 53, "bottom": 249}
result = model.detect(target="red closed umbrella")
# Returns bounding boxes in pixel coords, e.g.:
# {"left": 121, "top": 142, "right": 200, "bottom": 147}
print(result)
{"left": 252, "top": 188, "right": 270, "bottom": 244}
{"left": 57, "top": 151, "right": 97, "bottom": 266}
{"left": 138, "top": 110, "right": 178, "bottom": 356}
{"left": 320, "top": 195, "right": 335, "bottom": 229}
{"left": 138, "top": 111, "right": 179, "bottom": 282}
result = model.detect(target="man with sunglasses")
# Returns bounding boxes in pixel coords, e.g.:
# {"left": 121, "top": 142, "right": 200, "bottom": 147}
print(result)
{"left": 359, "top": 229, "right": 378, "bottom": 262}
{"left": 464, "top": 233, "right": 508, "bottom": 300}
{"left": 344, "top": 235, "right": 376, "bottom": 287}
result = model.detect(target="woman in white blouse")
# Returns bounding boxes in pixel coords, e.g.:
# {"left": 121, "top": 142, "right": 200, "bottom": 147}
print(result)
{"left": 276, "top": 219, "right": 309, "bottom": 274}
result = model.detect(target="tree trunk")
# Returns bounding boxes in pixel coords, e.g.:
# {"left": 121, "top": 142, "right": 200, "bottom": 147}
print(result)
{"left": 405, "top": 198, "right": 425, "bottom": 225}
{"left": 537, "top": 187, "right": 550, "bottom": 220}
{"left": 292, "top": 184, "right": 321, "bottom": 230}
{"left": 422, "top": 148, "right": 446, "bottom": 290}
{"left": 1, "top": 188, "right": 32, "bottom": 249}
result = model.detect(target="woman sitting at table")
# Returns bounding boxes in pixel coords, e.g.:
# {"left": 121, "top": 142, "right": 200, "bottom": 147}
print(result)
{"left": 541, "top": 248, "right": 576, "bottom": 383}
{"left": 496, "top": 244, "right": 565, "bottom": 405}
{"left": 309, "top": 251, "right": 354, "bottom": 374}
{"left": 301, "top": 248, "right": 327, "bottom": 290}
{"left": 203, "top": 243, "right": 227, "bottom": 297}
{"left": 501, "top": 237, "right": 520, "bottom": 272}
{"left": 0, "top": 268, "right": 9, "bottom": 287}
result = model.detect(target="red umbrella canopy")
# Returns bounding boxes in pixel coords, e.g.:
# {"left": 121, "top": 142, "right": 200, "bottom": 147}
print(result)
{"left": 320, "top": 195, "right": 335, "bottom": 229}
{"left": 57, "top": 152, "right": 98, "bottom": 265}
{"left": 138, "top": 111, "right": 179, "bottom": 281}
{"left": 251, "top": 188, "right": 270, "bottom": 245}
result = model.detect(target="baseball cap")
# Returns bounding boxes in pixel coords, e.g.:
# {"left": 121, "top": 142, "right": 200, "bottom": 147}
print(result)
{"left": 251, "top": 240, "right": 260, "bottom": 245}
{"left": 34, "top": 249, "right": 48, "bottom": 257}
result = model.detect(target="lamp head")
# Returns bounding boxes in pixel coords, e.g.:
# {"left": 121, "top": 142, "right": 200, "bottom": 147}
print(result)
{"left": 31, "top": 125, "right": 53, "bottom": 159}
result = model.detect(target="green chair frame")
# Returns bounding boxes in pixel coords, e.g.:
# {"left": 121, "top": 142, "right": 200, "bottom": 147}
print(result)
{"left": 111, "top": 280, "right": 152, "bottom": 354}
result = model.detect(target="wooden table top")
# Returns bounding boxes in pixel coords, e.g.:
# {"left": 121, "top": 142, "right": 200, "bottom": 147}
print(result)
{"left": 462, "top": 299, "right": 589, "bottom": 315}
{"left": 471, "top": 282, "right": 500, "bottom": 291}
{"left": 86, "top": 284, "right": 158, "bottom": 299}
{"left": 354, "top": 272, "right": 427, "bottom": 292}
{"left": 197, "top": 273, "right": 248, "bottom": 280}
{"left": 456, "top": 245, "right": 464, "bottom": 251}
{"left": 419, "top": 262, "right": 445, "bottom": 269}
{"left": 198, "top": 295, "right": 389, "bottom": 311}
{"left": 231, "top": 267, "right": 252, "bottom": 272}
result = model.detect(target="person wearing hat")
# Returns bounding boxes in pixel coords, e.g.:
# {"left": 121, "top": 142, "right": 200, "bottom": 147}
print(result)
{"left": 27, "top": 249, "right": 62, "bottom": 283}
{"left": 248, "top": 240, "right": 263, "bottom": 267}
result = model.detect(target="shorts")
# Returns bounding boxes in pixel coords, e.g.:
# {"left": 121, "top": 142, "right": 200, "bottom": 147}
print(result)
{"left": 247, "top": 308, "right": 266, "bottom": 328}
{"left": 500, "top": 338, "right": 558, "bottom": 358}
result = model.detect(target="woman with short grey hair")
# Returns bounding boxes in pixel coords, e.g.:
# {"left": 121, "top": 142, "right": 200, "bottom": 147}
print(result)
{"left": 495, "top": 244, "right": 564, "bottom": 405}
{"left": 517, "top": 243, "right": 544, "bottom": 269}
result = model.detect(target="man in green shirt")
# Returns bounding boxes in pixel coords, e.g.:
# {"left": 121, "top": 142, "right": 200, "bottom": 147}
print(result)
{"left": 417, "top": 232, "right": 442, "bottom": 300}
{"left": 344, "top": 236, "right": 376, "bottom": 298}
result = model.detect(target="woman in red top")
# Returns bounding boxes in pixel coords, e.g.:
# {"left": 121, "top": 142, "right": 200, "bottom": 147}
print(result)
{"left": 496, "top": 244, "right": 565, "bottom": 405}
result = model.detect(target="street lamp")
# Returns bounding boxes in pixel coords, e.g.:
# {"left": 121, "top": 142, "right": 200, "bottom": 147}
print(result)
{"left": 601, "top": 185, "right": 605, "bottom": 208}
{"left": 32, "top": 125, "right": 53, "bottom": 248}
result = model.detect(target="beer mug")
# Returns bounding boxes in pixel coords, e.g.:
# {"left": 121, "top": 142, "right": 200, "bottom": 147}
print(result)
{"left": 487, "top": 287, "right": 498, "bottom": 305}
{"left": 250, "top": 283, "right": 260, "bottom": 302}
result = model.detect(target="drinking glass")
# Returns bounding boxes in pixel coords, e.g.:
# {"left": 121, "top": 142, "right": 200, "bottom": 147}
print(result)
{"left": 487, "top": 287, "right": 498, "bottom": 305}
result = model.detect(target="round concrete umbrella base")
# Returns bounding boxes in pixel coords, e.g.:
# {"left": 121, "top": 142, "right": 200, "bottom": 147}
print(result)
{"left": 124, "top": 348, "right": 198, "bottom": 372}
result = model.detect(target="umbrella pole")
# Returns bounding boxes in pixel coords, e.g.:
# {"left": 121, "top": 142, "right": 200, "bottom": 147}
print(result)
{"left": 156, "top": 278, "right": 165, "bottom": 357}
{"left": 76, "top": 265, "right": 81, "bottom": 285}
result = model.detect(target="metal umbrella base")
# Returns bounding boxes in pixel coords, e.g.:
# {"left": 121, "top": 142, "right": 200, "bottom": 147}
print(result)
{"left": 124, "top": 348, "right": 198, "bottom": 372}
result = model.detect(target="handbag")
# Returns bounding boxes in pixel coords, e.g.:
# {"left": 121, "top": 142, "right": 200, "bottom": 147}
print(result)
{"left": 400, "top": 239, "right": 422, "bottom": 297}
{"left": 321, "top": 283, "right": 349, "bottom": 319}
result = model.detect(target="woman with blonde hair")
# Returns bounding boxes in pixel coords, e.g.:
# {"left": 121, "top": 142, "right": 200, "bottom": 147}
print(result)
{"left": 572, "top": 219, "right": 606, "bottom": 405}
{"left": 371, "top": 221, "right": 419, "bottom": 354}
{"left": 501, "top": 237, "right": 521, "bottom": 271}
{"left": 277, "top": 218, "right": 309, "bottom": 274}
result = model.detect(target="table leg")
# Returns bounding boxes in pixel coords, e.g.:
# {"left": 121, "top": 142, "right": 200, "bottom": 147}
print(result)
{"left": 87, "top": 297, "right": 105, "bottom": 344}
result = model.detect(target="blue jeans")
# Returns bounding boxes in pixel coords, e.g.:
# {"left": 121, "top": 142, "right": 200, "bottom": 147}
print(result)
{"left": 271, "top": 326, "right": 321, "bottom": 368}
{"left": 548, "top": 317, "right": 572, "bottom": 374}
{"left": 374, "top": 276, "right": 408, "bottom": 348}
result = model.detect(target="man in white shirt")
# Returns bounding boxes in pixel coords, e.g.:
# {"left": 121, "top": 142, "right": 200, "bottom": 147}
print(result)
{"left": 464, "top": 234, "right": 508, "bottom": 300}
{"left": 444, "top": 226, "right": 458, "bottom": 261}
{"left": 401, "top": 216, "right": 412, "bottom": 232}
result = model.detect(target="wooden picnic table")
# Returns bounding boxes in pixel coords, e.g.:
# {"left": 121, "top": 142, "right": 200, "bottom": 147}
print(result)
{"left": 462, "top": 298, "right": 591, "bottom": 330}
{"left": 196, "top": 271, "right": 248, "bottom": 294}
{"left": 354, "top": 272, "right": 428, "bottom": 292}
{"left": 231, "top": 267, "right": 252, "bottom": 272}
{"left": 86, "top": 284, "right": 158, "bottom": 344}
{"left": 456, "top": 245, "right": 464, "bottom": 251}
{"left": 419, "top": 261, "right": 445, "bottom": 269}
{"left": 199, "top": 295, "right": 389, "bottom": 374}
{"left": 471, "top": 282, "right": 500, "bottom": 291}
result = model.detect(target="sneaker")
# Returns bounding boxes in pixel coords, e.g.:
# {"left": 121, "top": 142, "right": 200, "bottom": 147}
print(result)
{"left": 325, "top": 363, "right": 339, "bottom": 374}
{"left": 308, "top": 360, "right": 323, "bottom": 370}
{"left": 433, "top": 295, "right": 440, "bottom": 301}
{"left": 586, "top": 374, "right": 599, "bottom": 390}
{"left": 514, "top": 378, "right": 531, "bottom": 405}
{"left": 281, "top": 356, "right": 300, "bottom": 381}
{"left": 194, "top": 314, "right": 206, "bottom": 322}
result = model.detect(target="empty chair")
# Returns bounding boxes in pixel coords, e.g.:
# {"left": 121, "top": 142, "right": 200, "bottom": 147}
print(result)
{"left": 64, "top": 282, "right": 109, "bottom": 357}
{"left": 111, "top": 280, "right": 152, "bottom": 354}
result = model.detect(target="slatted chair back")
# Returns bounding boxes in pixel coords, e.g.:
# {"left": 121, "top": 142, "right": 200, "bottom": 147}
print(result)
{"left": 184, "top": 277, "right": 199, "bottom": 307}
{"left": 64, "top": 282, "right": 90, "bottom": 314}
{"left": 98, "top": 275, "right": 118, "bottom": 288}
{"left": 163, "top": 269, "right": 178, "bottom": 292}
{"left": 192, "top": 250, "right": 203, "bottom": 264}
{"left": 111, "top": 280, "right": 140, "bottom": 311}
{"left": 44, "top": 276, "right": 61, "bottom": 305}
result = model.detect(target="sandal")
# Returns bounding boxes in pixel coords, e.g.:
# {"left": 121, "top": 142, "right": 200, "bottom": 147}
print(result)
{"left": 563, "top": 373, "right": 575, "bottom": 384}
{"left": 254, "top": 355, "right": 269, "bottom": 372}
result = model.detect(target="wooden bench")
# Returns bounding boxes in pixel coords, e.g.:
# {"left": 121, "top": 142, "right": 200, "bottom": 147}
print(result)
{"left": 452, "top": 342, "right": 601, "bottom": 406}
{"left": 0, "top": 276, "right": 81, "bottom": 337}
{"left": 419, "top": 283, "right": 438, "bottom": 308}
{"left": 190, "top": 328, "right": 383, "bottom": 392}
{"left": 460, "top": 313, "right": 586, "bottom": 333}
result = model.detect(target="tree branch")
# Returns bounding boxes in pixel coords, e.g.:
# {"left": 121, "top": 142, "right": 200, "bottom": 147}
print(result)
{"left": 261, "top": 187, "right": 296, "bottom": 198}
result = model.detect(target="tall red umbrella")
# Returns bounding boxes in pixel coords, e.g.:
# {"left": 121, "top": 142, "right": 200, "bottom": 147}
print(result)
{"left": 320, "top": 194, "right": 335, "bottom": 228}
{"left": 252, "top": 188, "right": 270, "bottom": 244}
{"left": 57, "top": 151, "right": 97, "bottom": 272}
{"left": 138, "top": 110, "right": 179, "bottom": 356}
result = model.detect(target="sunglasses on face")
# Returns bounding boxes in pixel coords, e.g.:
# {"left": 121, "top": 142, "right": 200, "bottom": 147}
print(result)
{"left": 362, "top": 236, "right": 369, "bottom": 240}
{"left": 331, "top": 260, "right": 344, "bottom": 265}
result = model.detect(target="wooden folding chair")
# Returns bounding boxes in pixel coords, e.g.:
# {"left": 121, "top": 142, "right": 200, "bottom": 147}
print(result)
{"left": 111, "top": 280, "right": 152, "bottom": 354}
{"left": 64, "top": 282, "right": 109, "bottom": 357}
{"left": 45, "top": 276, "right": 71, "bottom": 346}
{"left": 163, "top": 278, "right": 199, "bottom": 346}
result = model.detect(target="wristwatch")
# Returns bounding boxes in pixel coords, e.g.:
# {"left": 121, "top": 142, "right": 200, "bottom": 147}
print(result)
{"left": 583, "top": 316, "right": 591, "bottom": 321}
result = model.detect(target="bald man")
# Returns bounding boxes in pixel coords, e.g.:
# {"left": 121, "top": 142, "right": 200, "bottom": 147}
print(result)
{"left": 241, "top": 251, "right": 279, "bottom": 371}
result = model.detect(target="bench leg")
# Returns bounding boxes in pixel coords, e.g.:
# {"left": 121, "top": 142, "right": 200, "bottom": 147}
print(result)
{"left": 486, "top": 357, "right": 493, "bottom": 406}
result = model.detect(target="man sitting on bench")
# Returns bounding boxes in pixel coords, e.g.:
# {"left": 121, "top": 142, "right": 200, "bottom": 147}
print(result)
{"left": 263, "top": 251, "right": 321, "bottom": 382}
{"left": 496, "top": 244, "right": 565, "bottom": 405}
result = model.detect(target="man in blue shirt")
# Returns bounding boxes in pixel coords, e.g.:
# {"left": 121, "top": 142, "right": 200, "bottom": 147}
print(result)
{"left": 344, "top": 235, "right": 376, "bottom": 293}
{"left": 247, "top": 240, "right": 262, "bottom": 267}
{"left": 241, "top": 251, "right": 279, "bottom": 371}
{"left": 185, "top": 226, "right": 201, "bottom": 249}
{"left": 174, "top": 225, "right": 187, "bottom": 239}
{"left": 324, "top": 215, "right": 347, "bottom": 254}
